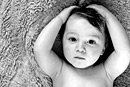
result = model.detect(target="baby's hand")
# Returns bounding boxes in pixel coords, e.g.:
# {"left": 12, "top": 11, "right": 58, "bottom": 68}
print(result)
{"left": 87, "top": 4, "right": 112, "bottom": 19}
{"left": 57, "top": 6, "right": 78, "bottom": 23}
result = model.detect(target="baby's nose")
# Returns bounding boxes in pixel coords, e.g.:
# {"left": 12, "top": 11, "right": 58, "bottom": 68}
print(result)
{"left": 76, "top": 42, "right": 86, "bottom": 54}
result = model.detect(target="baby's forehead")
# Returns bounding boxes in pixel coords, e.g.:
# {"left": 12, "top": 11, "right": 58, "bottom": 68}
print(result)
{"left": 67, "top": 14, "right": 105, "bottom": 33}
{"left": 66, "top": 16, "right": 101, "bottom": 32}
{"left": 68, "top": 14, "right": 84, "bottom": 21}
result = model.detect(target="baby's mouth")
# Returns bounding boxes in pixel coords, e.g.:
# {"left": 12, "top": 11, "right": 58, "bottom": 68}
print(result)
{"left": 74, "top": 56, "right": 85, "bottom": 60}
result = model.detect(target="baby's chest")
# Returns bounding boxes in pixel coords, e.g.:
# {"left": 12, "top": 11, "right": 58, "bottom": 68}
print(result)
{"left": 53, "top": 72, "right": 112, "bottom": 87}
{"left": 53, "top": 63, "right": 112, "bottom": 87}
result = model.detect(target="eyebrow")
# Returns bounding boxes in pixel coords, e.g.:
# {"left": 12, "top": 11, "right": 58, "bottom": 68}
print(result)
{"left": 67, "top": 32, "right": 76, "bottom": 35}
{"left": 90, "top": 35, "right": 101, "bottom": 40}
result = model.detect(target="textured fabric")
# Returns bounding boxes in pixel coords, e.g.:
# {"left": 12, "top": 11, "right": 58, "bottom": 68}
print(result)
{"left": 0, "top": 0, "right": 130, "bottom": 87}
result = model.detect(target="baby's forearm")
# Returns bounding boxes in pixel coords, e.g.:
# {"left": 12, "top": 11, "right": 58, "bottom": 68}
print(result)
{"left": 106, "top": 13, "right": 130, "bottom": 53}
{"left": 34, "top": 16, "right": 63, "bottom": 53}
{"left": 34, "top": 6, "right": 77, "bottom": 53}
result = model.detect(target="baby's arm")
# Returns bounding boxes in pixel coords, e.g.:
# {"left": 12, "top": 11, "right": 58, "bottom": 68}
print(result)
{"left": 88, "top": 5, "right": 130, "bottom": 81}
{"left": 34, "top": 6, "right": 77, "bottom": 79}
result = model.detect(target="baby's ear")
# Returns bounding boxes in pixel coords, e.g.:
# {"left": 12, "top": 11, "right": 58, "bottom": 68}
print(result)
{"left": 101, "top": 48, "right": 105, "bottom": 55}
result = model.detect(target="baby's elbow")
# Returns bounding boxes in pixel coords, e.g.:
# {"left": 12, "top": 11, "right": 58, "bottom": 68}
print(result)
{"left": 34, "top": 43, "right": 49, "bottom": 55}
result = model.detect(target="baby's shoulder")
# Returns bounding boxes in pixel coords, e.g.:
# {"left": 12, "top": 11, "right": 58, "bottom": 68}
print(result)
{"left": 92, "top": 63, "right": 113, "bottom": 83}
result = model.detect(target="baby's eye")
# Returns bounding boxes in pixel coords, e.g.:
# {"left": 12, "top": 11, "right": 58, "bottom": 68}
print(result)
{"left": 87, "top": 40, "right": 96, "bottom": 45}
{"left": 68, "top": 37, "right": 77, "bottom": 42}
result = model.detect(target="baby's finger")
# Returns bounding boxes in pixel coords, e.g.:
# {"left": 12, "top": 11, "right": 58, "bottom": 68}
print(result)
{"left": 87, "top": 4, "right": 103, "bottom": 9}
{"left": 58, "top": 6, "right": 78, "bottom": 23}
{"left": 86, "top": 4, "right": 108, "bottom": 17}
{"left": 67, "top": 6, "right": 78, "bottom": 9}
{"left": 86, "top": 4, "right": 102, "bottom": 12}
{"left": 63, "top": 6, "right": 78, "bottom": 13}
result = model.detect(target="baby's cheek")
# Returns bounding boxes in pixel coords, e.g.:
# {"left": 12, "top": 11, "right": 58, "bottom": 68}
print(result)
{"left": 91, "top": 48, "right": 102, "bottom": 57}
{"left": 63, "top": 44, "right": 72, "bottom": 55}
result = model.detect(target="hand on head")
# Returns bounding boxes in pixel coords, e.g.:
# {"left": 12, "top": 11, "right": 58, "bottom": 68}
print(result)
{"left": 86, "top": 4, "right": 111, "bottom": 19}
{"left": 57, "top": 6, "right": 78, "bottom": 23}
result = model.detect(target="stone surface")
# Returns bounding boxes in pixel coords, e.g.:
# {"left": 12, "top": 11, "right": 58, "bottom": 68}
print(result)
{"left": 0, "top": 0, "right": 130, "bottom": 87}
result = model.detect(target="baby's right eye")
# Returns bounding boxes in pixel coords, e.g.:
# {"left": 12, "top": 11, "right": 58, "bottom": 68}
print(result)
{"left": 68, "top": 37, "right": 77, "bottom": 42}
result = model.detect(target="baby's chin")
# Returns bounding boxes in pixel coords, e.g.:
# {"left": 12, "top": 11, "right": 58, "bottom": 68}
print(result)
{"left": 65, "top": 56, "right": 100, "bottom": 69}
{"left": 72, "top": 63, "right": 93, "bottom": 69}
{"left": 70, "top": 59, "right": 100, "bottom": 69}
{"left": 70, "top": 61, "right": 95, "bottom": 69}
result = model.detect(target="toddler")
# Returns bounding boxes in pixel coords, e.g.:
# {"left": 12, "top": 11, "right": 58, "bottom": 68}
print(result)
{"left": 34, "top": 4, "right": 130, "bottom": 87}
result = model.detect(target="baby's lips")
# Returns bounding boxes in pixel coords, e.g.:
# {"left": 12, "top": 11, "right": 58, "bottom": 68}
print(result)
{"left": 74, "top": 56, "right": 85, "bottom": 60}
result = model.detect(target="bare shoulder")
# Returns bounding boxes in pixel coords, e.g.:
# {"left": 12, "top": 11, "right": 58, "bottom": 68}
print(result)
{"left": 104, "top": 51, "right": 130, "bottom": 81}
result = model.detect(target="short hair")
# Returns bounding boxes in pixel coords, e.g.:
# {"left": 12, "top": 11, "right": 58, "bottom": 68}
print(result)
{"left": 59, "top": 6, "right": 114, "bottom": 65}
{"left": 60, "top": 6, "right": 109, "bottom": 49}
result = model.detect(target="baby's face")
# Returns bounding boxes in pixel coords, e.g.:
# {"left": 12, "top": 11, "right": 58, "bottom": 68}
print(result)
{"left": 63, "top": 15, "right": 105, "bottom": 68}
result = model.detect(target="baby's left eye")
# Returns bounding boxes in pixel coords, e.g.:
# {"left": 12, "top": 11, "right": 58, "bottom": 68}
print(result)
{"left": 68, "top": 37, "right": 77, "bottom": 42}
{"left": 87, "top": 40, "right": 96, "bottom": 45}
